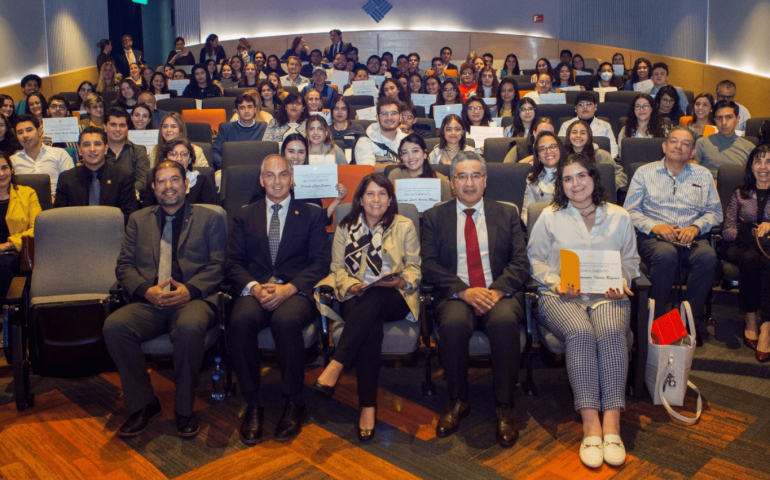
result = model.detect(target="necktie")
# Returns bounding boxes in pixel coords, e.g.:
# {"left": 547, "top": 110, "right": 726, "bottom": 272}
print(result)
{"left": 89, "top": 171, "right": 100, "bottom": 206}
{"left": 269, "top": 204, "right": 282, "bottom": 264}
{"left": 158, "top": 215, "right": 175, "bottom": 292}
{"left": 126, "top": 50, "right": 136, "bottom": 65}
{"left": 464, "top": 208, "right": 486, "bottom": 288}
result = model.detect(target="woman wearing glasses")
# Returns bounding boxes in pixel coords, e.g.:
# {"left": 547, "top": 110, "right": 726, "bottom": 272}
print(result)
{"left": 508, "top": 98, "right": 539, "bottom": 138}
{"left": 617, "top": 94, "right": 668, "bottom": 152}
{"left": 522, "top": 131, "right": 564, "bottom": 225}
{"left": 143, "top": 137, "right": 215, "bottom": 206}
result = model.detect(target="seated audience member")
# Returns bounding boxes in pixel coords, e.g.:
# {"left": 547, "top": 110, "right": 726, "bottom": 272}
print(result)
{"left": 624, "top": 57, "right": 652, "bottom": 91}
{"left": 0, "top": 152, "right": 41, "bottom": 307}
{"left": 281, "top": 36, "right": 311, "bottom": 63}
{"left": 472, "top": 56, "right": 486, "bottom": 77}
{"left": 15, "top": 74, "right": 42, "bottom": 115}
{"left": 687, "top": 93, "right": 717, "bottom": 137}
{"left": 164, "top": 63, "right": 176, "bottom": 79}
{"left": 434, "top": 79, "right": 462, "bottom": 115}
{"left": 564, "top": 120, "right": 628, "bottom": 189}
{"left": 389, "top": 134, "right": 452, "bottom": 201}
{"left": 462, "top": 98, "right": 497, "bottom": 132}
{"left": 182, "top": 64, "right": 222, "bottom": 99}
{"left": 407, "top": 53, "right": 426, "bottom": 77}
{"left": 104, "top": 107, "right": 151, "bottom": 195}
{"left": 571, "top": 54, "right": 590, "bottom": 74}
{"left": 259, "top": 80, "right": 281, "bottom": 111}
{"left": 716, "top": 80, "right": 751, "bottom": 132}
{"left": 213, "top": 94, "right": 268, "bottom": 171}
{"left": 206, "top": 59, "right": 221, "bottom": 83}
{"left": 424, "top": 75, "right": 441, "bottom": 97}
{"left": 148, "top": 72, "right": 176, "bottom": 97}
{"left": 355, "top": 97, "right": 407, "bottom": 167}
{"left": 530, "top": 58, "right": 554, "bottom": 83}
{"left": 500, "top": 54, "right": 520, "bottom": 76}
{"left": 395, "top": 55, "right": 410, "bottom": 79}
{"left": 79, "top": 93, "right": 106, "bottom": 131}
{"left": 482, "top": 53, "right": 494, "bottom": 69}
{"left": 114, "top": 79, "right": 141, "bottom": 110}
{"left": 281, "top": 56, "right": 311, "bottom": 90}
{"left": 645, "top": 62, "right": 688, "bottom": 113}
{"left": 560, "top": 49, "right": 573, "bottom": 65}
{"left": 398, "top": 102, "right": 433, "bottom": 139}
{"left": 23, "top": 93, "right": 47, "bottom": 123}
{"left": 378, "top": 78, "right": 409, "bottom": 103}
{"left": 263, "top": 92, "right": 310, "bottom": 143}
{"left": 137, "top": 92, "right": 167, "bottom": 127}
{"left": 130, "top": 103, "right": 155, "bottom": 131}
{"left": 301, "top": 67, "right": 336, "bottom": 103}
{"left": 199, "top": 33, "right": 227, "bottom": 64}
{"left": 115, "top": 35, "right": 143, "bottom": 78}
{"left": 167, "top": 37, "right": 195, "bottom": 66}
{"left": 407, "top": 73, "right": 423, "bottom": 95}
{"left": 528, "top": 153, "right": 639, "bottom": 469}
{"left": 312, "top": 173, "right": 421, "bottom": 443}
{"left": 428, "top": 115, "right": 475, "bottom": 165}
{"left": 306, "top": 115, "right": 347, "bottom": 164}
{"left": 140, "top": 64, "right": 153, "bottom": 90}
{"left": 128, "top": 63, "right": 143, "bottom": 87}
{"left": 458, "top": 63, "right": 478, "bottom": 102}
{"left": 12, "top": 114, "right": 74, "bottom": 197}
{"left": 618, "top": 93, "right": 669, "bottom": 151}
{"left": 421, "top": 151, "right": 528, "bottom": 447}
{"left": 235, "top": 38, "right": 255, "bottom": 63}
{"left": 96, "top": 39, "right": 115, "bottom": 71}
{"left": 324, "top": 29, "right": 353, "bottom": 62}
{"left": 623, "top": 127, "right": 722, "bottom": 343}
{"left": 342, "top": 68, "right": 371, "bottom": 96}
{"left": 655, "top": 86, "right": 684, "bottom": 126}
{"left": 97, "top": 61, "right": 121, "bottom": 93}
{"left": 264, "top": 54, "right": 287, "bottom": 77}
{"left": 239, "top": 62, "right": 260, "bottom": 88}
{"left": 694, "top": 100, "right": 754, "bottom": 179}
{"left": 722, "top": 145, "right": 770, "bottom": 361}
{"left": 229, "top": 89, "right": 273, "bottom": 124}
{"left": 329, "top": 96, "right": 365, "bottom": 146}
{"left": 229, "top": 55, "right": 246, "bottom": 81}
{"left": 557, "top": 92, "right": 618, "bottom": 158}
{"left": 430, "top": 57, "right": 447, "bottom": 82}
{"left": 269, "top": 72, "right": 289, "bottom": 100}
{"left": 475, "top": 67, "right": 499, "bottom": 99}
{"left": 347, "top": 47, "right": 365, "bottom": 72}
{"left": 45, "top": 94, "right": 76, "bottom": 157}
{"left": 590, "top": 62, "right": 625, "bottom": 90}
{"left": 172, "top": 70, "right": 187, "bottom": 80}
{"left": 495, "top": 78, "right": 519, "bottom": 119}
{"left": 503, "top": 117, "right": 555, "bottom": 164}
{"left": 54, "top": 127, "right": 137, "bottom": 222}
{"left": 226, "top": 153, "right": 330, "bottom": 444}
{"left": 331, "top": 52, "right": 353, "bottom": 85}
{"left": 612, "top": 53, "right": 628, "bottom": 77}
{"left": 523, "top": 73, "right": 555, "bottom": 105}
{"left": 218, "top": 64, "right": 239, "bottom": 89}
{"left": 104, "top": 160, "right": 226, "bottom": 439}
{"left": 0, "top": 114, "right": 21, "bottom": 158}
{"left": 365, "top": 55, "right": 381, "bottom": 77}
{"left": 1, "top": 95, "right": 19, "bottom": 126}
{"left": 440, "top": 46, "right": 458, "bottom": 71}
{"left": 70, "top": 81, "right": 95, "bottom": 112}
{"left": 521, "top": 131, "right": 563, "bottom": 224}
{"left": 554, "top": 62, "right": 584, "bottom": 91}
{"left": 144, "top": 138, "right": 215, "bottom": 206}
{"left": 151, "top": 112, "right": 209, "bottom": 167}
{"left": 252, "top": 51, "right": 268, "bottom": 80}
{"left": 509, "top": 98, "right": 539, "bottom": 137}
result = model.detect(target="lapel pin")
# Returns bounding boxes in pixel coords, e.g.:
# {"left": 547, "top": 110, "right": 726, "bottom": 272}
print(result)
{"left": 107, "top": 179, "right": 112, "bottom": 184}
{"left": 295, "top": 210, "right": 299, "bottom": 214}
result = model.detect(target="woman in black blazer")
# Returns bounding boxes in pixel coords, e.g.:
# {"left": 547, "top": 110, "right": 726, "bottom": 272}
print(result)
{"left": 199, "top": 34, "right": 227, "bottom": 64}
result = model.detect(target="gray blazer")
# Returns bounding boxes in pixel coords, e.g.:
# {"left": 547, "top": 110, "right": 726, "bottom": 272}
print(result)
{"left": 116, "top": 202, "right": 227, "bottom": 305}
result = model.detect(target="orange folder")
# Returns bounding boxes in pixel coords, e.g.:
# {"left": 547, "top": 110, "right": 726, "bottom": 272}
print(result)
{"left": 560, "top": 249, "right": 581, "bottom": 292}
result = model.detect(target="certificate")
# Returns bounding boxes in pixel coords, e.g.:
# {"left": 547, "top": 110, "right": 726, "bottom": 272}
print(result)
{"left": 128, "top": 129, "right": 159, "bottom": 150}
{"left": 195, "top": 99, "right": 203, "bottom": 110}
{"left": 410, "top": 93, "right": 436, "bottom": 111}
{"left": 319, "top": 111, "right": 332, "bottom": 124}
{"left": 539, "top": 93, "right": 566, "bottom": 105}
{"left": 42, "top": 117, "right": 79, "bottom": 143}
{"left": 634, "top": 79, "right": 653, "bottom": 92}
{"left": 559, "top": 86, "right": 583, "bottom": 92}
{"left": 356, "top": 106, "right": 378, "bottom": 120}
{"left": 469, "top": 126, "right": 505, "bottom": 149}
{"left": 352, "top": 80, "right": 378, "bottom": 97}
{"left": 593, "top": 87, "right": 618, "bottom": 103}
{"left": 481, "top": 97, "right": 496, "bottom": 106}
{"left": 328, "top": 69, "right": 350, "bottom": 90}
{"left": 154, "top": 94, "right": 170, "bottom": 101}
{"left": 612, "top": 65, "right": 625, "bottom": 76}
{"left": 168, "top": 79, "right": 189, "bottom": 95}
{"left": 394, "top": 178, "right": 441, "bottom": 213}
{"left": 560, "top": 249, "right": 623, "bottom": 295}
{"left": 293, "top": 164, "right": 339, "bottom": 199}
{"left": 369, "top": 75, "right": 386, "bottom": 87}
{"left": 491, "top": 117, "right": 502, "bottom": 126}
{"left": 432, "top": 104, "right": 462, "bottom": 129}
{"left": 575, "top": 70, "right": 592, "bottom": 77}
{"left": 308, "top": 154, "right": 336, "bottom": 165}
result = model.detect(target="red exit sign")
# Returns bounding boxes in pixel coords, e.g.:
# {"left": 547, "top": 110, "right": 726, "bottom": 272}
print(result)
{"left": 533, "top": 14, "right": 543, "bottom": 23}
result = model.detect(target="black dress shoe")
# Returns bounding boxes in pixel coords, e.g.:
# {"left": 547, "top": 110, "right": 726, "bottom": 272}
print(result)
{"left": 436, "top": 399, "right": 470, "bottom": 438}
{"left": 240, "top": 405, "right": 264, "bottom": 445}
{"left": 495, "top": 404, "right": 519, "bottom": 448}
{"left": 357, "top": 407, "right": 377, "bottom": 442}
{"left": 118, "top": 397, "right": 161, "bottom": 437}
{"left": 312, "top": 380, "right": 336, "bottom": 400}
{"left": 274, "top": 403, "right": 306, "bottom": 442}
{"left": 175, "top": 412, "right": 200, "bottom": 437}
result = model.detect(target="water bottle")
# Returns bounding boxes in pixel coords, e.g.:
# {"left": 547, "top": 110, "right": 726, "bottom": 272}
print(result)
{"left": 211, "top": 357, "right": 226, "bottom": 401}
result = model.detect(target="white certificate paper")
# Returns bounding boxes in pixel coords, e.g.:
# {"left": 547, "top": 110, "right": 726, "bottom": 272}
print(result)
{"left": 356, "top": 106, "right": 378, "bottom": 120}
{"left": 539, "top": 93, "right": 567, "bottom": 105}
{"left": 154, "top": 94, "right": 171, "bottom": 101}
{"left": 612, "top": 65, "right": 625, "bottom": 76}
{"left": 432, "top": 104, "right": 462, "bottom": 129}
{"left": 43, "top": 117, "right": 79, "bottom": 143}
{"left": 559, "top": 86, "right": 583, "bottom": 91}
{"left": 411, "top": 93, "right": 437, "bottom": 111}
{"left": 328, "top": 69, "right": 350, "bottom": 90}
{"left": 593, "top": 87, "right": 618, "bottom": 103}
{"left": 634, "top": 79, "right": 654, "bottom": 92}
{"left": 370, "top": 75, "right": 386, "bottom": 87}
{"left": 395, "top": 178, "right": 441, "bottom": 213}
{"left": 293, "top": 164, "right": 339, "bottom": 199}
{"left": 570, "top": 249, "right": 623, "bottom": 294}
{"left": 481, "top": 97, "right": 497, "bottom": 106}
{"left": 308, "top": 154, "right": 336, "bottom": 164}
{"left": 128, "top": 129, "right": 159, "bottom": 150}
{"left": 352, "top": 80, "right": 378, "bottom": 97}
{"left": 168, "top": 79, "right": 189, "bottom": 95}
{"left": 469, "top": 126, "right": 505, "bottom": 149}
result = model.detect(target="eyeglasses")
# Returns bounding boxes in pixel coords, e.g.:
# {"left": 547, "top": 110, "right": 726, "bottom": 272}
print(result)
{"left": 519, "top": 107, "right": 535, "bottom": 113}
{"left": 167, "top": 151, "right": 191, "bottom": 159}
{"left": 400, "top": 114, "right": 414, "bottom": 120}
{"left": 577, "top": 102, "right": 594, "bottom": 108}
{"left": 467, "top": 106, "right": 483, "bottom": 112}
{"left": 443, "top": 87, "right": 457, "bottom": 92}
{"left": 537, "top": 144, "right": 559, "bottom": 153}
{"left": 716, "top": 94, "right": 735, "bottom": 101}
{"left": 660, "top": 97, "right": 675, "bottom": 104}
{"left": 454, "top": 172, "right": 485, "bottom": 181}
{"left": 379, "top": 110, "right": 399, "bottom": 117}
{"left": 634, "top": 104, "right": 652, "bottom": 110}
{"left": 49, "top": 104, "right": 68, "bottom": 111}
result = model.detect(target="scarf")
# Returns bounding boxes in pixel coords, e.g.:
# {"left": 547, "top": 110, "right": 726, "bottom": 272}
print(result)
{"left": 344, "top": 214, "right": 383, "bottom": 276}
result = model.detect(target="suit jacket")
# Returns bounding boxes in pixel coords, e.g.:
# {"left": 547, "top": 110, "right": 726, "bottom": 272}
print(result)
{"left": 226, "top": 198, "right": 331, "bottom": 298}
{"left": 116, "top": 202, "right": 226, "bottom": 305}
{"left": 114, "top": 49, "right": 144, "bottom": 78}
{"left": 53, "top": 163, "right": 138, "bottom": 224}
{"left": 323, "top": 42, "right": 353, "bottom": 61}
{"left": 421, "top": 199, "right": 529, "bottom": 301}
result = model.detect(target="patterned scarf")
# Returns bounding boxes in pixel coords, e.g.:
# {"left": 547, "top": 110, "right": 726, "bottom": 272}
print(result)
{"left": 344, "top": 215, "right": 383, "bottom": 276}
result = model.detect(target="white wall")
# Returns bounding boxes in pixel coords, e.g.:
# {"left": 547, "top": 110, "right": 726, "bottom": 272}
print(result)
{"left": 707, "top": 0, "right": 770, "bottom": 77}
{"left": 0, "top": 0, "right": 47, "bottom": 88}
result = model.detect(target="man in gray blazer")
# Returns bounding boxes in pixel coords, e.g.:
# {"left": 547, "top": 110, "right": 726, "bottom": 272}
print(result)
{"left": 103, "top": 160, "right": 227, "bottom": 438}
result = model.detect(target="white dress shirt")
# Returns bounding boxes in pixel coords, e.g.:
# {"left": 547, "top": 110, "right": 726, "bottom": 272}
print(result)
{"left": 455, "top": 199, "right": 493, "bottom": 288}
{"left": 11, "top": 145, "right": 74, "bottom": 196}
{"left": 241, "top": 195, "right": 292, "bottom": 295}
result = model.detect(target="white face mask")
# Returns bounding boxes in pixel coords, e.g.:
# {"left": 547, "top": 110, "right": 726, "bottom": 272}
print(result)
{"left": 600, "top": 72, "right": 613, "bottom": 82}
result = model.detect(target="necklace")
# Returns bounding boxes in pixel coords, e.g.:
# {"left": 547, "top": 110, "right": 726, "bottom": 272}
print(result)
{"left": 580, "top": 208, "right": 596, "bottom": 218}
{"left": 572, "top": 202, "right": 594, "bottom": 211}
{"left": 445, "top": 146, "right": 461, "bottom": 152}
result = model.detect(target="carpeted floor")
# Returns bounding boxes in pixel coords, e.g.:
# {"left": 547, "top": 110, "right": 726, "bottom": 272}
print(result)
{"left": 1, "top": 291, "right": 769, "bottom": 479}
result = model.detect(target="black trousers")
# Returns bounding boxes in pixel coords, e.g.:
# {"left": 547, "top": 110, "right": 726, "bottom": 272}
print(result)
{"left": 436, "top": 296, "right": 523, "bottom": 405}
{"left": 228, "top": 294, "right": 316, "bottom": 405}
{"left": 334, "top": 287, "right": 410, "bottom": 408}
{"left": 0, "top": 251, "right": 20, "bottom": 305}
{"left": 726, "top": 245, "right": 770, "bottom": 321}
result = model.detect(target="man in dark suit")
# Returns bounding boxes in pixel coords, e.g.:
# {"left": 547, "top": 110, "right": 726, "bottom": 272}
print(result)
{"left": 53, "top": 126, "right": 137, "bottom": 223}
{"left": 103, "top": 160, "right": 226, "bottom": 438}
{"left": 323, "top": 29, "right": 353, "bottom": 63}
{"left": 421, "top": 151, "right": 529, "bottom": 448}
{"left": 226, "top": 154, "right": 331, "bottom": 445}
{"left": 114, "top": 34, "right": 144, "bottom": 78}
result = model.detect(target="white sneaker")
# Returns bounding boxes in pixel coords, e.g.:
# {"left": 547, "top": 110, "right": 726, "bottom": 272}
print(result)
{"left": 603, "top": 434, "right": 626, "bottom": 466}
{"left": 579, "top": 436, "right": 604, "bottom": 468}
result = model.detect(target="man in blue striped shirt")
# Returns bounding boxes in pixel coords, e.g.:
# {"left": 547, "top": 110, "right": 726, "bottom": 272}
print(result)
{"left": 624, "top": 127, "right": 723, "bottom": 344}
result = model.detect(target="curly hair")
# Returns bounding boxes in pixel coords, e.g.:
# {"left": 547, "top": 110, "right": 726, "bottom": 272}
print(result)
{"left": 552, "top": 153, "right": 608, "bottom": 210}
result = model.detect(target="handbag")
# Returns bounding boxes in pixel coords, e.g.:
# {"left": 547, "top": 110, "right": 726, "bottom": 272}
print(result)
{"left": 20, "top": 235, "right": 34, "bottom": 273}
{"left": 645, "top": 299, "right": 702, "bottom": 424}
{"left": 752, "top": 227, "right": 770, "bottom": 260}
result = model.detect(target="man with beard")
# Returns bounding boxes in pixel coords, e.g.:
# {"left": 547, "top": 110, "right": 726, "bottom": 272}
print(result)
{"left": 354, "top": 97, "right": 407, "bottom": 167}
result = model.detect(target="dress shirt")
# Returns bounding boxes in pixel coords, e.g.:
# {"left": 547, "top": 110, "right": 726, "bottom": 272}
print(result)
{"left": 241, "top": 194, "right": 292, "bottom": 295}
{"left": 455, "top": 199, "right": 493, "bottom": 288}
{"left": 124, "top": 49, "right": 136, "bottom": 65}
{"left": 623, "top": 159, "right": 723, "bottom": 236}
{"left": 11, "top": 145, "right": 74, "bottom": 196}
{"left": 280, "top": 74, "right": 310, "bottom": 89}
{"left": 527, "top": 202, "right": 641, "bottom": 308}
{"left": 736, "top": 102, "right": 751, "bottom": 133}
{"left": 558, "top": 116, "right": 619, "bottom": 158}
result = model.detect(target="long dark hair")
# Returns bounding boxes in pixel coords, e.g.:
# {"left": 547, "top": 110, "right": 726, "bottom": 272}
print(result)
{"left": 280, "top": 132, "right": 308, "bottom": 164}
{"left": 496, "top": 77, "right": 519, "bottom": 114}
{"left": 275, "top": 92, "right": 309, "bottom": 126}
{"left": 623, "top": 93, "right": 667, "bottom": 138}
{"left": 564, "top": 119, "right": 596, "bottom": 159}
{"left": 436, "top": 78, "right": 460, "bottom": 106}
{"left": 24, "top": 92, "right": 48, "bottom": 117}
{"left": 398, "top": 134, "right": 438, "bottom": 178}
{"left": 740, "top": 144, "right": 770, "bottom": 199}
{"left": 474, "top": 67, "right": 499, "bottom": 98}
{"left": 149, "top": 72, "right": 170, "bottom": 95}
{"left": 204, "top": 34, "right": 218, "bottom": 57}
{"left": 502, "top": 54, "right": 520, "bottom": 75}
{"left": 655, "top": 85, "right": 683, "bottom": 123}
{"left": 512, "top": 97, "right": 538, "bottom": 137}
{"left": 438, "top": 114, "right": 466, "bottom": 150}
{"left": 523, "top": 117, "right": 555, "bottom": 157}
{"left": 688, "top": 93, "right": 715, "bottom": 127}
{"left": 161, "top": 137, "right": 196, "bottom": 170}
{"left": 553, "top": 153, "right": 608, "bottom": 210}
{"left": 191, "top": 64, "right": 214, "bottom": 89}
{"left": 339, "top": 173, "right": 398, "bottom": 230}
{"left": 534, "top": 58, "right": 554, "bottom": 79}
{"left": 0, "top": 139, "right": 20, "bottom": 178}
{"left": 528, "top": 131, "right": 564, "bottom": 184}
{"left": 554, "top": 62, "right": 576, "bottom": 87}
{"left": 629, "top": 57, "right": 652, "bottom": 84}
{"left": 461, "top": 98, "right": 493, "bottom": 132}
{"left": 265, "top": 54, "right": 286, "bottom": 76}
{"left": 379, "top": 78, "right": 409, "bottom": 102}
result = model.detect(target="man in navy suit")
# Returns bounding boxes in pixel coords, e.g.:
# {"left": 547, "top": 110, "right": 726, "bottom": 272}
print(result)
{"left": 226, "top": 154, "right": 331, "bottom": 445}
{"left": 114, "top": 34, "right": 144, "bottom": 78}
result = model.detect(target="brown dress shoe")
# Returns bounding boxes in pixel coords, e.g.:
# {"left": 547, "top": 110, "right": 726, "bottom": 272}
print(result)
{"left": 495, "top": 404, "right": 519, "bottom": 447}
{"left": 436, "top": 399, "right": 470, "bottom": 437}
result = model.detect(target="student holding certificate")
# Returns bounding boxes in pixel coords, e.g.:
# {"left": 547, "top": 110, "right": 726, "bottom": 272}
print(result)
{"left": 388, "top": 134, "right": 452, "bottom": 202}
{"left": 527, "top": 153, "right": 640, "bottom": 469}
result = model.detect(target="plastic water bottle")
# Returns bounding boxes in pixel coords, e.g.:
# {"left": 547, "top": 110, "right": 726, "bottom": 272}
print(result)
{"left": 211, "top": 357, "right": 226, "bottom": 401}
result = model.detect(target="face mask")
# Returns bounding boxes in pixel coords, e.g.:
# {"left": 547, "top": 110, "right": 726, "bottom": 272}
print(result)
{"left": 600, "top": 72, "right": 613, "bottom": 81}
